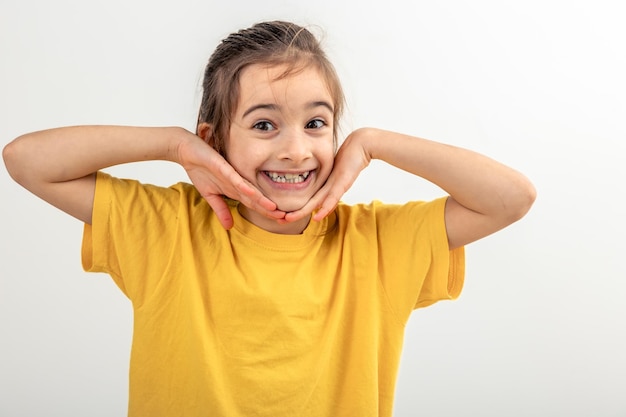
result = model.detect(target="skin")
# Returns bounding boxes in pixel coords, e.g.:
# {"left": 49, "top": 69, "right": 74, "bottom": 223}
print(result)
{"left": 286, "top": 127, "right": 536, "bottom": 248}
{"left": 199, "top": 64, "right": 336, "bottom": 234}
{"left": 2, "top": 63, "right": 536, "bottom": 248}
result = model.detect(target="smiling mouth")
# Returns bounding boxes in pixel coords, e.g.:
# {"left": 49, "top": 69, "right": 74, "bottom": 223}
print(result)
{"left": 265, "top": 171, "right": 311, "bottom": 184}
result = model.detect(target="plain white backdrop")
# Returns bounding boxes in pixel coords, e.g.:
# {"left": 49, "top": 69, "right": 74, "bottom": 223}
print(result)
{"left": 1, "top": 0, "right": 624, "bottom": 416}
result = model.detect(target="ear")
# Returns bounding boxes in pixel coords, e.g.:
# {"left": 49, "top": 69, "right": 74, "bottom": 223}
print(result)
{"left": 197, "top": 122, "right": 215, "bottom": 147}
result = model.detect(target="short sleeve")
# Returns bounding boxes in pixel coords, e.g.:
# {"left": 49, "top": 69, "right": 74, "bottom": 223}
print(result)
{"left": 81, "top": 171, "right": 182, "bottom": 304}
{"left": 375, "top": 197, "right": 465, "bottom": 320}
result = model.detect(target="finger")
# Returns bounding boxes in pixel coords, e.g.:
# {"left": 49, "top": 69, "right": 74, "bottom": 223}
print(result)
{"left": 205, "top": 194, "right": 234, "bottom": 229}
{"left": 209, "top": 155, "right": 283, "bottom": 219}
{"left": 236, "top": 180, "right": 279, "bottom": 213}
{"left": 283, "top": 208, "right": 311, "bottom": 224}
{"left": 231, "top": 178, "right": 288, "bottom": 220}
{"left": 311, "top": 170, "right": 356, "bottom": 221}
{"left": 284, "top": 188, "right": 328, "bottom": 223}
{"left": 312, "top": 193, "right": 340, "bottom": 221}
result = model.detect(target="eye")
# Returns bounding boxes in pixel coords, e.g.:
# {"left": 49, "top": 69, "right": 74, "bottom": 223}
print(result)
{"left": 253, "top": 121, "right": 276, "bottom": 131}
{"left": 305, "top": 119, "right": 326, "bottom": 129}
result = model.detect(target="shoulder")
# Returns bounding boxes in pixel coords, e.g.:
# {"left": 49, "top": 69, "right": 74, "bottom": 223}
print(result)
{"left": 95, "top": 172, "right": 215, "bottom": 221}
{"left": 97, "top": 172, "right": 199, "bottom": 201}
{"left": 331, "top": 198, "right": 449, "bottom": 247}
{"left": 335, "top": 198, "right": 445, "bottom": 222}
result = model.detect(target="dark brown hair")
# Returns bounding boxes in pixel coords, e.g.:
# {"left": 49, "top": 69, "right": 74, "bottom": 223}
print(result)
{"left": 196, "top": 21, "right": 345, "bottom": 156}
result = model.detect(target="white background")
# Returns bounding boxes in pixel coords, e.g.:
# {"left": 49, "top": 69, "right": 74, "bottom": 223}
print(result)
{"left": 1, "top": 0, "right": 625, "bottom": 416}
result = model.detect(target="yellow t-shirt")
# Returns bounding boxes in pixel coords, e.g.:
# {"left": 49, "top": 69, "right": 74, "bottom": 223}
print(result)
{"left": 82, "top": 172, "right": 464, "bottom": 417}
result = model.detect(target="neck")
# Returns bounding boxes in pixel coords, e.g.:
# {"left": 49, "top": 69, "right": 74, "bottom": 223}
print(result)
{"left": 237, "top": 205, "right": 310, "bottom": 235}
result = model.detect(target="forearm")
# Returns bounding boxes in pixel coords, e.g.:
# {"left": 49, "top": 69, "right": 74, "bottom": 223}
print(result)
{"left": 357, "top": 127, "right": 535, "bottom": 220}
{"left": 3, "top": 125, "right": 195, "bottom": 224}
{"left": 3, "top": 125, "right": 187, "bottom": 186}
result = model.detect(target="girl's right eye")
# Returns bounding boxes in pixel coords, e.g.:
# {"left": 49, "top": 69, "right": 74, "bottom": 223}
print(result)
{"left": 253, "top": 121, "right": 276, "bottom": 131}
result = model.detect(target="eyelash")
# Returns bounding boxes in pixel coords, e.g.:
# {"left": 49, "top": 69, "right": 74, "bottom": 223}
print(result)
{"left": 252, "top": 119, "right": 327, "bottom": 131}
{"left": 252, "top": 121, "right": 275, "bottom": 131}
{"left": 306, "top": 119, "right": 326, "bottom": 129}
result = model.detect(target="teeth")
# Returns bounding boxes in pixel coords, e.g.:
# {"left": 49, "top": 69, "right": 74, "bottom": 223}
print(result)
{"left": 267, "top": 171, "right": 310, "bottom": 183}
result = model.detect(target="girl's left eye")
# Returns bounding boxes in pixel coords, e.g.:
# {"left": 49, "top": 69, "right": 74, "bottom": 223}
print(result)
{"left": 253, "top": 121, "right": 276, "bottom": 131}
{"left": 305, "top": 119, "right": 326, "bottom": 129}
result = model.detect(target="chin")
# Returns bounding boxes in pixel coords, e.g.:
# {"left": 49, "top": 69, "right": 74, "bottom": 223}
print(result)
{"left": 275, "top": 199, "right": 308, "bottom": 214}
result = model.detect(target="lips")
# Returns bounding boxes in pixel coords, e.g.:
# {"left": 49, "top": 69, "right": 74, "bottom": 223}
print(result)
{"left": 264, "top": 170, "right": 311, "bottom": 184}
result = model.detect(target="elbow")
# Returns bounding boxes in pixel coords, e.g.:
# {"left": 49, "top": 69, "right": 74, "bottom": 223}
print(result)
{"left": 3, "top": 139, "right": 21, "bottom": 182}
{"left": 505, "top": 177, "right": 537, "bottom": 224}
{"left": 3, "top": 135, "right": 34, "bottom": 186}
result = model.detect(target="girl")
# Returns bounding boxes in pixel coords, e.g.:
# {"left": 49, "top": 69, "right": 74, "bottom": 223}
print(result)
{"left": 3, "top": 21, "right": 535, "bottom": 417}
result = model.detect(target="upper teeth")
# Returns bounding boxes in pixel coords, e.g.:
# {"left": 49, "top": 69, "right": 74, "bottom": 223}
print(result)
{"left": 267, "top": 171, "right": 310, "bottom": 183}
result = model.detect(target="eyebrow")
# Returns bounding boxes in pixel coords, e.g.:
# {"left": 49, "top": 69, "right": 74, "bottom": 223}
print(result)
{"left": 242, "top": 101, "right": 334, "bottom": 118}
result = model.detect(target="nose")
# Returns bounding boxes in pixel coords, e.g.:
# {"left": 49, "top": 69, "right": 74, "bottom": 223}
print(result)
{"left": 277, "top": 129, "right": 312, "bottom": 163}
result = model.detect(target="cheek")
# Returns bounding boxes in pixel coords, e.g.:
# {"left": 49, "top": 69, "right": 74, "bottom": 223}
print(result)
{"left": 223, "top": 141, "right": 247, "bottom": 175}
{"left": 223, "top": 132, "right": 247, "bottom": 166}
{"left": 323, "top": 141, "right": 336, "bottom": 163}
{"left": 225, "top": 141, "right": 266, "bottom": 178}
{"left": 318, "top": 144, "right": 335, "bottom": 177}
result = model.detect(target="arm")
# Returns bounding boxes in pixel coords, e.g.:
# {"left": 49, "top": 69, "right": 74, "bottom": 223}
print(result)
{"left": 285, "top": 127, "right": 536, "bottom": 249}
{"left": 3, "top": 126, "right": 283, "bottom": 227}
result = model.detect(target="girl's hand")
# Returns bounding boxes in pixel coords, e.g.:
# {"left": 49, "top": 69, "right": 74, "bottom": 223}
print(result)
{"left": 177, "top": 133, "right": 285, "bottom": 229}
{"left": 284, "top": 129, "right": 373, "bottom": 223}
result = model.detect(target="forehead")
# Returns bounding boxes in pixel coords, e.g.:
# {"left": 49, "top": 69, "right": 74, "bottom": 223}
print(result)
{"left": 236, "top": 63, "right": 334, "bottom": 114}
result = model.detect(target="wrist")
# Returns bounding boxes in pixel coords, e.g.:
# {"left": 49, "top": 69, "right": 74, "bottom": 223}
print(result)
{"left": 347, "top": 127, "right": 380, "bottom": 161}
{"left": 167, "top": 127, "right": 196, "bottom": 165}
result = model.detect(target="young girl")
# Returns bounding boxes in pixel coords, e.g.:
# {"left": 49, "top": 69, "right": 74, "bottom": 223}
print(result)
{"left": 3, "top": 21, "right": 535, "bottom": 417}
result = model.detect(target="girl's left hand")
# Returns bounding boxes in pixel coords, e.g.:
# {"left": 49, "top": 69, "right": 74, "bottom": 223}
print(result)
{"left": 283, "top": 128, "right": 373, "bottom": 223}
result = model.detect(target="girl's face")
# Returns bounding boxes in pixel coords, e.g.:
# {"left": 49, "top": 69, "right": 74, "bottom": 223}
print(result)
{"left": 226, "top": 63, "right": 336, "bottom": 232}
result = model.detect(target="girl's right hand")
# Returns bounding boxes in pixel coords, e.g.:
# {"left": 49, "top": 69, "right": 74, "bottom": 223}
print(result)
{"left": 176, "top": 132, "right": 285, "bottom": 229}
